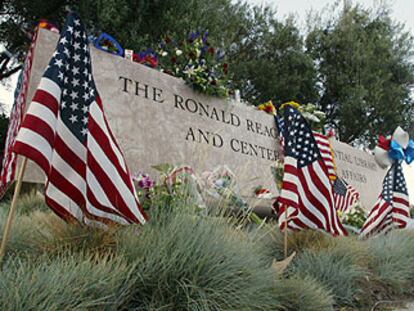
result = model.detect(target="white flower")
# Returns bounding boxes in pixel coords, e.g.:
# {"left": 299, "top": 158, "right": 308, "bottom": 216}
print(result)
{"left": 176, "top": 49, "right": 183, "bottom": 56}
{"left": 161, "top": 51, "right": 168, "bottom": 57}
{"left": 302, "top": 112, "right": 320, "bottom": 123}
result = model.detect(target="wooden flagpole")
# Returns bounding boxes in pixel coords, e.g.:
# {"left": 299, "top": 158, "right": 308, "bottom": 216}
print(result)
{"left": 0, "top": 157, "right": 28, "bottom": 265}
{"left": 284, "top": 204, "right": 288, "bottom": 259}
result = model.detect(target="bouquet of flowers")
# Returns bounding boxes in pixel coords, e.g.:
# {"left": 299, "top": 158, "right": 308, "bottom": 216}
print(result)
{"left": 157, "top": 31, "right": 231, "bottom": 97}
{"left": 339, "top": 204, "right": 367, "bottom": 229}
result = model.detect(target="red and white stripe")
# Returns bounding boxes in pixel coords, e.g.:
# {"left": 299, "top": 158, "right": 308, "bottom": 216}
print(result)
{"left": 14, "top": 76, "right": 147, "bottom": 226}
{"left": 278, "top": 156, "right": 347, "bottom": 236}
{"left": 313, "top": 132, "right": 336, "bottom": 180}
{"left": 360, "top": 192, "right": 410, "bottom": 238}
{"left": 335, "top": 184, "right": 360, "bottom": 213}
{"left": 0, "top": 29, "right": 38, "bottom": 197}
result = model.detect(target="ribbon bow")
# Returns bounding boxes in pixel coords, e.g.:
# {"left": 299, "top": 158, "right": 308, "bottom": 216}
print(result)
{"left": 374, "top": 127, "right": 414, "bottom": 168}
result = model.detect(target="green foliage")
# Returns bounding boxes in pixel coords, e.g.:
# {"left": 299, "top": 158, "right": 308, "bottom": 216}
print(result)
{"left": 306, "top": 3, "right": 414, "bottom": 145}
{"left": 117, "top": 211, "right": 280, "bottom": 310}
{"left": 340, "top": 204, "right": 367, "bottom": 229}
{"left": 157, "top": 32, "right": 230, "bottom": 97}
{"left": 3, "top": 0, "right": 413, "bottom": 145}
{"left": 291, "top": 247, "right": 368, "bottom": 307}
{"left": 0, "top": 255, "right": 133, "bottom": 310}
{"left": 273, "top": 276, "right": 335, "bottom": 311}
{"left": 365, "top": 231, "right": 414, "bottom": 298}
{"left": 4, "top": 188, "right": 414, "bottom": 310}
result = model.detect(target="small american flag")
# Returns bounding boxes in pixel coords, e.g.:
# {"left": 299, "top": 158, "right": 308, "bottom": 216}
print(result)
{"left": 333, "top": 177, "right": 360, "bottom": 213}
{"left": 13, "top": 13, "right": 147, "bottom": 226}
{"left": 313, "top": 132, "right": 336, "bottom": 180}
{"left": 277, "top": 106, "right": 347, "bottom": 236}
{"left": 0, "top": 28, "right": 39, "bottom": 198}
{"left": 360, "top": 162, "right": 410, "bottom": 238}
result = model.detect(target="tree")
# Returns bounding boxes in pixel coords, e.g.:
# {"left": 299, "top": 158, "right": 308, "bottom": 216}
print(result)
{"left": 0, "top": 0, "right": 316, "bottom": 106}
{"left": 306, "top": 2, "right": 414, "bottom": 145}
{"left": 228, "top": 7, "right": 318, "bottom": 106}
{"left": 0, "top": 0, "right": 73, "bottom": 80}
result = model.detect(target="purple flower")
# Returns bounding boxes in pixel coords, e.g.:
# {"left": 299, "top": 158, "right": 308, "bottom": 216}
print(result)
{"left": 202, "top": 31, "right": 209, "bottom": 43}
{"left": 133, "top": 172, "right": 155, "bottom": 190}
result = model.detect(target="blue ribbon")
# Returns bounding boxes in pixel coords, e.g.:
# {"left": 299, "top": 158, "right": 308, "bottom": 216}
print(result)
{"left": 94, "top": 33, "right": 124, "bottom": 57}
{"left": 388, "top": 139, "right": 414, "bottom": 164}
{"left": 405, "top": 140, "right": 414, "bottom": 164}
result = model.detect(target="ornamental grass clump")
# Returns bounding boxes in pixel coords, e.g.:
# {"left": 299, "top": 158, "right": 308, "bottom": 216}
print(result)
{"left": 273, "top": 276, "right": 335, "bottom": 311}
{"left": 0, "top": 255, "right": 133, "bottom": 310}
{"left": 0, "top": 197, "right": 117, "bottom": 259}
{"left": 365, "top": 231, "right": 414, "bottom": 298}
{"left": 290, "top": 236, "right": 370, "bottom": 308}
{"left": 116, "top": 210, "right": 280, "bottom": 310}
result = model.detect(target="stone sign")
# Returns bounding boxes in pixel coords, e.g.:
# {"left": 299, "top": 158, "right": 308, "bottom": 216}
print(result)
{"left": 330, "top": 140, "right": 386, "bottom": 208}
{"left": 22, "top": 28, "right": 387, "bottom": 209}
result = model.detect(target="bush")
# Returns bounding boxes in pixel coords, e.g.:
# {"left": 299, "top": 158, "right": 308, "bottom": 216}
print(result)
{"left": 291, "top": 242, "right": 369, "bottom": 308}
{"left": 0, "top": 255, "right": 133, "bottom": 310}
{"left": 117, "top": 211, "right": 280, "bottom": 310}
{"left": 273, "top": 276, "right": 335, "bottom": 311}
{"left": 365, "top": 231, "right": 414, "bottom": 298}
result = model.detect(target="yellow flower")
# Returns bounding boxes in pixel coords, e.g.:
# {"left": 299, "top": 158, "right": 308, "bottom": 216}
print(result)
{"left": 280, "top": 101, "right": 301, "bottom": 110}
{"left": 258, "top": 100, "right": 276, "bottom": 115}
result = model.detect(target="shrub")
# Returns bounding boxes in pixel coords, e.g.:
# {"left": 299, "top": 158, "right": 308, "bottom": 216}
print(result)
{"left": 0, "top": 255, "right": 133, "bottom": 310}
{"left": 273, "top": 276, "right": 335, "bottom": 311}
{"left": 291, "top": 242, "right": 369, "bottom": 308}
{"left": 365, "top": 231, "right": 414, "bottom": 298}
{"left": 116, "top": 211, "right": 280, "bottom": 310}
{"left": 0, "top": 206, "right": 117, "bottom": 260}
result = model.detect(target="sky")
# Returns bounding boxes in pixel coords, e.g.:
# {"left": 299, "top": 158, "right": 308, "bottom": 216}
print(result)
{"left": 1, "top": 0, "right": 414, "bottom": 202}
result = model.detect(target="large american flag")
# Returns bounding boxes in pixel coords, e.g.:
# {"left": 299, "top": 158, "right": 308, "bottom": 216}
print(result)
{"left": 0, "top": 28, "right": 39, "bottom": 198}
{"left": 13, "top": 13, "right": 147, "bottom": 226}
{"left": 333, "top": 177, "right": 360, "bottom": 213}
{"left": 275, "top": 115, "right": 336, "bottom": 180}
{"left": 277, "top": 106, "right": 347, "bottom": 236}
{"left": 360, "top": 162, "right": 410, "bottom": 238}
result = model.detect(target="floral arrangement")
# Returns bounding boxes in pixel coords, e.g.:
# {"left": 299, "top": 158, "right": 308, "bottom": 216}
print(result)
{"left": 339, "top": 204, "right": 367, "bottom": 229}
{"left": 132, "top": 49, "right": 158, "bottom": 68}
{"left": 270, "top": 101, "right": 326, "bottom": 131}
{"left": 254, "top": 187, "right": 273, "bottom": 199}
{"left": 132, "top": 172, "right": 155, "bottom": 210}
{"left": 157, "top": 31, "right": 231, "bottom": 97}
{"left": 257, "top": 100, "right": 276, "bottom": 115}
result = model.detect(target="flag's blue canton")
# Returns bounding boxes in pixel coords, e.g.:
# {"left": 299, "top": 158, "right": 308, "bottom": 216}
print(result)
{"left": 333, "top": 178, "right": 347, "bottom": 196}
{"left": 382, "top": 163, "right": 408, "bottom": 202}
{"left": 275, "top": 115, "right": 285, "bottom": 137}
{"left": 284, "top": 106, "right": 320, "bottom": 168}
{"left": 43, "top": 13, "right": 96, "bottom": 143}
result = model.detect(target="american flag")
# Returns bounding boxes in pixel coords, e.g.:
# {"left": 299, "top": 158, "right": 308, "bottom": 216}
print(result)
{"left": 275, "top": 115, "right": 336, "bottom": 180}
{"left": 0, "top": 28, "right": 38, "bottom": 198}
{"left": 333, "top": 177, "right": 360, "bottom": 213}
{"left": 313, "top": 132, "right": 336, "bottom": 180}
{"left": 277, "top": 106, "right": 347, "bottom": 236}
{"left": 360, "top": 162, "right": 410, "bottom": 238}
{"left": 13, "top": 13, "right": 147, "bottom": 226}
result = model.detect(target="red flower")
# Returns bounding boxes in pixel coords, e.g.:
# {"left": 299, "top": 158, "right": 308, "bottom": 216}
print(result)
{"left": 223, "top": 63, "right": 228, "bottom": 74}
{"left": 170, "top": 56, "right": 177, "bottom": 63}
{"left": 378, "top": 135, "right": 391, "bottom": 150}
{"left": 208, "top": 47, "right": 215, "bottom": 55}
{"left": 145, "top": 55, "right": 158, "bottom": 68}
